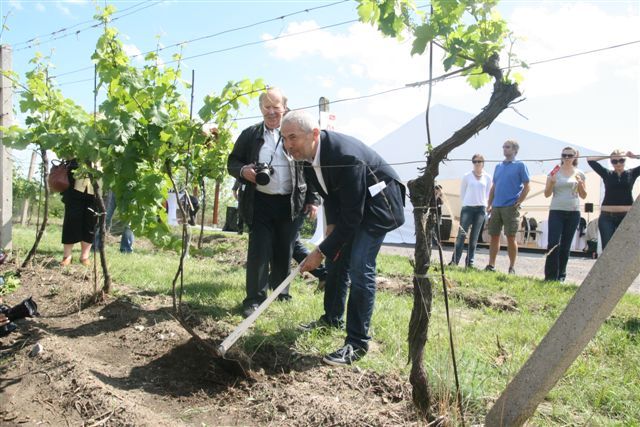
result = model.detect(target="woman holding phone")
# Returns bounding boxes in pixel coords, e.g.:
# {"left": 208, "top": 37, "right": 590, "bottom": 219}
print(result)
{"left": 543, "top": 146, "right": 587, "bottom": 281}
{"left": 587, "top": 149, "right": 640, "bottom": 249}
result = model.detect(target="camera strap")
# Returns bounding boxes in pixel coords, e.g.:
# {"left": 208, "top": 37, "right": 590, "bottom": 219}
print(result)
{"left": 267, "top": 134, "right": 283, "bottom": 168}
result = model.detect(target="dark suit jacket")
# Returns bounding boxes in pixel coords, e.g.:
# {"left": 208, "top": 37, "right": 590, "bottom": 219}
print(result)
{"left": 305, "top": 131, "right": 405, "bottom": 260}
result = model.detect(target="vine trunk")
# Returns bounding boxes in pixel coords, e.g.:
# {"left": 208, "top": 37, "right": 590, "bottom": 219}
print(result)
{"left": 407, "top": 55, "right": 521, "bottom": 418}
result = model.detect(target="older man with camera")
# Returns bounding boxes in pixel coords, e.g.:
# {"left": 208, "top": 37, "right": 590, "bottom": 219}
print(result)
{"left": 227, "top": 87, "right": 318, "bottom": 318}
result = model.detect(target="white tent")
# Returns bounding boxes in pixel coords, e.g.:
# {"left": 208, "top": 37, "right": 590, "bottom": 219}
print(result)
{"left": 372, "top": 105, "right": 608, "bottom": 245}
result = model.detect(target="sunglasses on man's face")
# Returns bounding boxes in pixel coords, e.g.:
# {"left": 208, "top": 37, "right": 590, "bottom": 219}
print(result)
{"left": 561, "top": 153, "right": 575, "bottom": 158}
{"left": 611, "top": 158, "right": 626, "bottom": 165}
{"left": 472, "top": 160, "right": 484, "bottom": 164}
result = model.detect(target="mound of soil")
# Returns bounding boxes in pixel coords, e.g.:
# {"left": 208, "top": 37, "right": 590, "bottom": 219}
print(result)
{"left": 1, "top": 260, "right": 421, "bottom": 426}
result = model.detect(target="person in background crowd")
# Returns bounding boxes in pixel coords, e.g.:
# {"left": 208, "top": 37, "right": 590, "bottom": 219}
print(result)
{"left": 485, "top": 140, "right": 530, "bottom": 274}
{"left": 543, "top": 146, "right": 587, "bottom": 281}
{"left": 450, "top": 154, "right": 492, "bottom": 268}
{"left": 281, "top": 110, "right": 405, "bottom": 366}
{"left": 229, "top": 179, "right": 244, "bottom": 233}
{"left": 587, "top": 150, "right": 640, "bottom": 249}
{"left": 584, "top": 218, "right": 599, "bottom": 259}
{"left": 60, "top": 159, "right": 97, "bottom": 266}
{"left": 227, "top": 87, "right": 318, "bottom": 318}
{"left": 94, "top": 190, "right": 135, "bottom": 253}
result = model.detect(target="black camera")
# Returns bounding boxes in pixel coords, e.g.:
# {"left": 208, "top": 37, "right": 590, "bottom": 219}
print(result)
{"left": 254, "top": 162, "right": 274, "bottom": 186}
{"left": 0, "top": 296, "right": 39, "bottom": 337}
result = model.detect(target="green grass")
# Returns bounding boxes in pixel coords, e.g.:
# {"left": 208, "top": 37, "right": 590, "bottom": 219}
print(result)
{"left": 6, "top": 224, "right": 640, "bottom": 425}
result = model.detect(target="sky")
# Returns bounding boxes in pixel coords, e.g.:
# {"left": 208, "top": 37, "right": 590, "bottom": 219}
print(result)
{"left": 1, "top": 0, "right": 639, "bottom": 175}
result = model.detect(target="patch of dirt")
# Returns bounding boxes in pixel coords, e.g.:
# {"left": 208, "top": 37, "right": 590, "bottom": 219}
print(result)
{"left": 1, "top": 259, "right": 422, "bottom": 426}
{"left": 449, "top": 288, "right": 518, "bottom": 312}
{"left": 376, "top": 275, "right": 412, "bottom": 295}
{"left": 191, "top": 234, "right": 247, "bottom": 268}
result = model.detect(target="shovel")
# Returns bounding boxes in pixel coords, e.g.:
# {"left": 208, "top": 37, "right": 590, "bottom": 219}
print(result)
{"left": 217, "top": 265, "right": 301, "bottom": 358}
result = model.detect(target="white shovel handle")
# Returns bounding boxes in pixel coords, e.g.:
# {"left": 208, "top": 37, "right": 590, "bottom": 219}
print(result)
{"left": 217, "top": 265, "right": 300, "bottom": 357}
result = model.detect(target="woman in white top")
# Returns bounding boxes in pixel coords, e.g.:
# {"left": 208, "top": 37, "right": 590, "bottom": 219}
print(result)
{"left": 543, "top": 146, "right": 587, "bottom": 281}
{"left": 450, "top": 154, "right": 492, "bottom": 267}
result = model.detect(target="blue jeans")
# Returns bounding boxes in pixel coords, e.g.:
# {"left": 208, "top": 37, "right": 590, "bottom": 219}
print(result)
{"left": 94, "top": 191, "right": 134, "bottom": 253}
{"left": 323, "top": 242, "right": 352, "bottom": 325}
{"left": 452, "top": 206, "right": 486, "bottom": 266}
{"left": 339, "top": 228, "right": 386, "bottom": 351}
{"left": 544, "top": 210, "right": 580, "bottom": 281}
{"left": 598, "top": 211, "right": 627, "bottom": 250}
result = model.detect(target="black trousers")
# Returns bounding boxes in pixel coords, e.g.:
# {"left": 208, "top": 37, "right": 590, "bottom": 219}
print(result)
{"left": 268, "top": 213, "right": 328, "bottom": 288}
{"left": 244, "top": 192, "right": 297, "bottom": 308}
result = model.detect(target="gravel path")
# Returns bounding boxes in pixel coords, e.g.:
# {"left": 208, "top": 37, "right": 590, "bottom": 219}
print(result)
{"left": 380, "top": 245, "right": 640, "bottom": 295}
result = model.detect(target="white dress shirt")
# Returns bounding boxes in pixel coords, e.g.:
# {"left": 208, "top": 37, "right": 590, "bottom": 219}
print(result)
{"left": 311, "top": 136, "right": 328, "bottom": 195}
{"left": 257, "top": 126, "right": 293, "bottom": 195}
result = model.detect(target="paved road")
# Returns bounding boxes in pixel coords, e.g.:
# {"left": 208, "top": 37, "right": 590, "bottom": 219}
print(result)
{"left": 380, "top": 245, "right": 640, "bottom": 295}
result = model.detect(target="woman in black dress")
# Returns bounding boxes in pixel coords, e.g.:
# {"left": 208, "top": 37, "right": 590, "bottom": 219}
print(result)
{"left": 60, "top": 160, "right": 97, "bottom": 266}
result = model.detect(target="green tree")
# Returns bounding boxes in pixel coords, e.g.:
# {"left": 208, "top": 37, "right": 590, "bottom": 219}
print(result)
{"left": 3, "top": 5, "right": 262, "bottom": 297}
{"left": 90, "top": 5, "right": 262, "bottom": 299}
{"left": 357, "top": 0, "right": 523, "bottom": 420}
{"left": 1, "top": 53, "right": 94, "bottom": 269}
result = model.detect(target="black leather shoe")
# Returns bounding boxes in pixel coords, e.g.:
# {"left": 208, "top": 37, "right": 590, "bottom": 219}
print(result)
{"left": 322, "top": 344, "right": 366, "bottom": 366}
{"left": 242, "top": 304, "right": 259, "bottom": 318}
{"left": 277, "top": 294, "right": 292, "bottom": 302}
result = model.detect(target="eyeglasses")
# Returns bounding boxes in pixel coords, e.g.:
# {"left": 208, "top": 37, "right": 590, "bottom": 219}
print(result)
{"left": 472, "top": 160, "right": 484, "bottom": 164}
{"left": 611, "top": 158, "right": 626, "bottom": 165}
{"left": 262, "top": 106, "right": 284, "bottom": 113}
{"left": 561, "top": 153, "right": 575, "bottom": 158}
{"left": 502, "top": 146, "right": 512, "bottom": 149}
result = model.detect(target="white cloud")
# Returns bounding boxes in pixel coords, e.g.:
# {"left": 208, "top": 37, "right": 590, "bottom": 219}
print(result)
{"left": 264, "top": 21, "right": 427, "bottom": 85}
{"left": 35, "top": 3, "right": 45, "bottom": 12}
{"left": 261, "top": 3, "right": 637, "bottom": 154}
{"left": 53, "top": 0, "right": 87, "bottom": 16}
{"left": 317, "top": 76, "right": 334, "bottom": 88}
{"left": 335, "top": 87, "right": 360, "bottom": 100}
{"left": 350, "top": 64, "right": 364, "bottom": 78}
{"left": 122, "top": 43, "right": 142, "bottom": 62}
{"left": 55, "top": 2, "right": 71, "bottom": 16}
{"left": 9, "top": 0, "right": 23, "bottom": 11}
{"left": 508, "top": 3, "right": 640, "bottom": 98}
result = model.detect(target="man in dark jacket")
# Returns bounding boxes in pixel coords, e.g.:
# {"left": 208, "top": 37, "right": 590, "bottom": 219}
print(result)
{"left": 227, "top": 88, "right": 318, "bottom": 318}
{"left": 281, "top": 110, "right": 405, "bottom": 366}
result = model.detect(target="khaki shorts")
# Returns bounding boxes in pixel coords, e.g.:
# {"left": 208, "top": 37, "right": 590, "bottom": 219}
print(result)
{"left": 488, "top": 205, "right": 520, "bottom": 236}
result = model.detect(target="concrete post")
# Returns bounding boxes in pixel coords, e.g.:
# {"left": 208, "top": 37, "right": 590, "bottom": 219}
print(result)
{"left": 0, "top": 45, "right": 13, "bottom": 250}
{"left": 486, "top": 197, "right": 640, "bottom": 426}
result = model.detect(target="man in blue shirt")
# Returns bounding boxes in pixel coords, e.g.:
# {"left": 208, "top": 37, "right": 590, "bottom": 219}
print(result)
{"left": 485, "top": 140, "right": 530, "bottom": 274}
